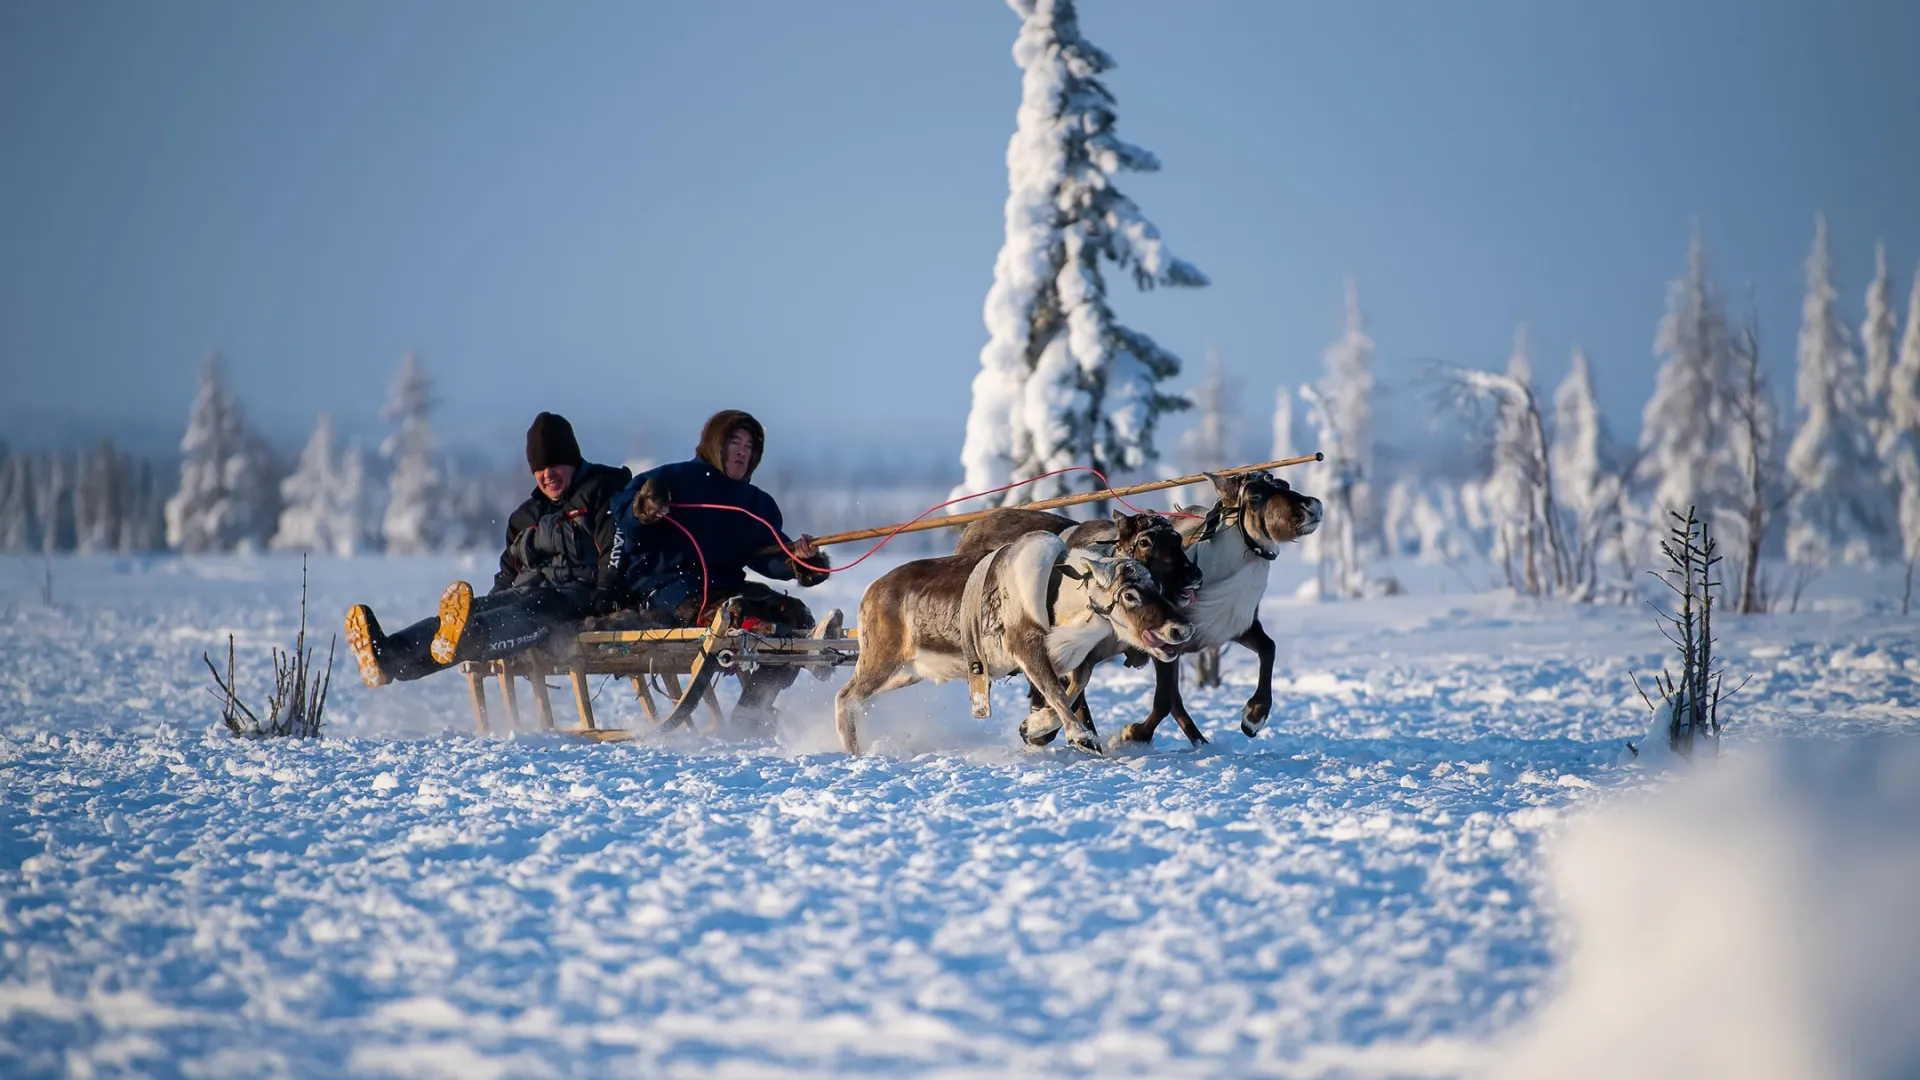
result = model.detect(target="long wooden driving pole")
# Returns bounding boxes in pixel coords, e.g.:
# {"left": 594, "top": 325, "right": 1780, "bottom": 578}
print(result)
{"left": 809, "top": 452, "right": 1324, "bottom": 548}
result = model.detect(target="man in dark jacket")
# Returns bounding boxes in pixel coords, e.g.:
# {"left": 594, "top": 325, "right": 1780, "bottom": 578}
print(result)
{"left": 345, "top": 412, "right": 632, "bottom": 687}
{"left": 599, "top": 409, "right": 829, "bottom": 725}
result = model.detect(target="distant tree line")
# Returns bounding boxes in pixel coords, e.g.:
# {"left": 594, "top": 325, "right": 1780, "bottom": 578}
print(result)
{"left": 1216, "top": 216, "right": 1920, "bottom": 609}
{"left": 0, "top": 351, "right": 516, "bottom": 556}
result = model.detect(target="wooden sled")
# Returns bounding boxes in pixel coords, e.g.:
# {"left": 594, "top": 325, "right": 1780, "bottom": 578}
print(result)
{"left": 459, "top": 602, "right": 857, "bottom": 740}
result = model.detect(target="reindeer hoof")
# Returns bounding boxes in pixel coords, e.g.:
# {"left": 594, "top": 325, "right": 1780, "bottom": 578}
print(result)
{"left": 1019, "top": 714, "right": 1062, "bottom": 746}
{"left": 1119, "top": 721, "right": 1157, "bottom": 744}
{"left": 1241, "top": 700, "right": 1271, "bottom": 736}
{"left": 1067, "top": 733, "right": 1104, "bottom": 755}
{"left": 1187, "top": 729, "right": 1211, "bottom": 748}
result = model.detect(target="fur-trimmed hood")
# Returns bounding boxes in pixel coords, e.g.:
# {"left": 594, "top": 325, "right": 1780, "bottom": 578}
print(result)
{"left": 696, "top": 410, "right": 765, "bottom": 481}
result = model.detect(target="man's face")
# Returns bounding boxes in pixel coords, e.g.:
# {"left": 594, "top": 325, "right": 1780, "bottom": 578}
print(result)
{"left": 723, "top": 429, "right": 755, "bottom": 481}
{"left": 535, "top": 463, "right": 576, "bottom": 501}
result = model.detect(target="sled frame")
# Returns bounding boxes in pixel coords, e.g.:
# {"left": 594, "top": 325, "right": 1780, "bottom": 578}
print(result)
{"left": 459, "top": 604, "right": 857, "bottom": 740}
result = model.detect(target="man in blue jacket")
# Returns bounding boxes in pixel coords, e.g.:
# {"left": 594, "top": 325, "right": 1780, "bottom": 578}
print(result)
{"left": 599, "top": 409, "right": 830, "bottom": 726}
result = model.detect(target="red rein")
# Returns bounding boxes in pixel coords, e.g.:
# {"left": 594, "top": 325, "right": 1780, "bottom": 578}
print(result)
{"left": 661, "top": 465, "right": 1201, "bottom": 619}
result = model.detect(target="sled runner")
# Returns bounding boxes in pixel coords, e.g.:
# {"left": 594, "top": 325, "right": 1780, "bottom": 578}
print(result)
{"left": 458, "top": 601, "right": 857, "bottom": 738}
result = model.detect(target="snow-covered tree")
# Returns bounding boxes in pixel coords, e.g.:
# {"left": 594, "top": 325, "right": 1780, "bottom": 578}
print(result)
{"left": 1271, "top": 384, "right": 1296, "bottom": 464}
{"left": 1723, "top": 302, "right": 1791, "bottom": 613}
{"left": 1296, "top": 283, "right": 1380, "bottom": 595}
{"left": 1785, "top": 215, "right": 1883, "bottom": 565}
{"left": 1550, "top": 348, "right": 1624, "bottom": 598}
{"left": 34, "top": 454, "right": 75, "bottom": 553}
{"left": 380, "top": 351, "right": 442, "bottom": 554}
{"left": 1167, "top": 348, "right": 1230, "bottom": 509}
{"left": 1450, "top": 328, "right": 1565, "bottom": 595}
{"left": 164, "top": 355, "right": 279, "bottom": 553}
{"left": 1884, "top": 264, "right": 1920, "bottom": 579}
{"left": 1381, "top": 476, "right": 1473, "bottom": 565}
{"left": 0, "top": 453, "right": 37, "bottom": 553}
{"left": 118, "top": 458, "right": 168, "bottom": 552}
{"left": 954, "top": 0, "right": 1208, "bottom": 505}
{"left": 1298, "top": 384, "right": 1358, "bottom": 596}
{"left": 73, "top": 439, "right": 125, "bottom": 554}
{"left": 1636, "top": 230, "right": 1735, "bottom": 548}
{"left": 1863, "top": 242, "right": 1897, "bottom": 415}
{"left": 272, "top": 413, "right": 370, "bottom": 556}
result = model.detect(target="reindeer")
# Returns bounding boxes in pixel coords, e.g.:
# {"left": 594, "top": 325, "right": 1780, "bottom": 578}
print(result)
{"left": 952, "top": 507, "right": 1202, "bottom": 745}
{"left": 834, "top": 531, "right": 1192, "bottom": 756}
{"left": 955, "top": 508, "right": 1202, "bottom": 604}
{"left": 1118, "top": 470, "right": 1322, "bottom": 747}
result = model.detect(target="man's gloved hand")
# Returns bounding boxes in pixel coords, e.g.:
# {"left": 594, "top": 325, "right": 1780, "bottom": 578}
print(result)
{"left": 590, "top": 578, "right": 630, "bottom": 616}
{"left": 630, "top": 478, "right": 671, "bottom": 525}
{"left": 791, "top": 535, "right": 830, "bottom": 588}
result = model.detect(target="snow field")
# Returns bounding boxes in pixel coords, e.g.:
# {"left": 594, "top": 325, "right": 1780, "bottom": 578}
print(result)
{"left": 2, "top": 553, "right": 1918, "bottom": 1077}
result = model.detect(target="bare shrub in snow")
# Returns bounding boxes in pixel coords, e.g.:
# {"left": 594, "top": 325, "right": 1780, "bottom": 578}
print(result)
{"left": 1630, "top": 507, "right": 1740, "bottom": 760}
{"left": 202, "top": 557, "right": 332, "bottom": 739}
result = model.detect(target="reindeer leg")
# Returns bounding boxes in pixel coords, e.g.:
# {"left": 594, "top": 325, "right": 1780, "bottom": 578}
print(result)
{"left": 1167, "top": 673, "right": 1209, "bottom": 748}
{"left": 1237, "top": 618, "right": 1277, "bottom": 737}
{"left": 834, "top": 660, "right": 918, "bottom": 756}
{"left": 1019, "top": 679, "right": 1060, "bottom": 746}
{"left": 1009, "top": 628, "right": 1101, "bottom": 755}
{"left": 1063, "top": 659, "right": 1099, "bottom": 738}
{"left": 1120, "top": 660, "right": 1178, "bottom": 744}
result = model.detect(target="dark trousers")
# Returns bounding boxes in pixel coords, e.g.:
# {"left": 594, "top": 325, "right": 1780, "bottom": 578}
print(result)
{"left": 379, "top": 585, "right": 592, "bottom": 682}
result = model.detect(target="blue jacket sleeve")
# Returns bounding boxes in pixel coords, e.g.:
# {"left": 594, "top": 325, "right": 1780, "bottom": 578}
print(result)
{"left": 745, "top": 494, "right": 795, "bottom": 580}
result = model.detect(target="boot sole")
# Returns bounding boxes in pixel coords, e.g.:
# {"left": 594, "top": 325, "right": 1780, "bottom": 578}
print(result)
{"left": 430, "top": 581, "right": 474, "bottom": 665}
{"left": 344, "top": 605, "right": 389, "bottom": 688}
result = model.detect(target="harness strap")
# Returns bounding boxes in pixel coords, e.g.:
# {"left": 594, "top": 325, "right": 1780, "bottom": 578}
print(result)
{"left": 959, "top": 549, "right": 1001, "bottom": 719}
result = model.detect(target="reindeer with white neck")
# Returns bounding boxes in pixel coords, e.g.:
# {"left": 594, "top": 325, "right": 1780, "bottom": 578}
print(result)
{"left": 833, "top": 531, "right": 1193, "bottom": 756}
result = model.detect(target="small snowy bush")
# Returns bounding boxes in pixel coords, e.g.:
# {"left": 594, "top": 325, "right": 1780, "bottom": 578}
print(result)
{"left": 1631, "top": 507, "right": 1744, "bottom": 759}
{"left": 203, "top": 557, "right": 333, "bottom": 739}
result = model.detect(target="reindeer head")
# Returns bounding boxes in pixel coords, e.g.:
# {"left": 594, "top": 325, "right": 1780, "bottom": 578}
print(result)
{"left": 1206, "top": 470, "right": 1323, "bottom": 557}
{"left": 1109, "top": 509, "right": 1202, "bottom": 606}
{"left": 1071, "top": 554, "right": 1193, "bottom": 662}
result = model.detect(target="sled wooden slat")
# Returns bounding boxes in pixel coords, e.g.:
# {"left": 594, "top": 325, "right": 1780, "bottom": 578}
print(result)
{"left": 570, "top": 668, "right": 597, "bottom": 731}
{"left": 632, "top": 676, "right": 660, "bottom": 722}
{"left": 527, "top": 668, "right": 556, "bottom": 731}
{"left": 465, "top": 667, "right": 490, "bottom": 733}
{"left": 498, "top": 665, "right": 522, "bottom": 730}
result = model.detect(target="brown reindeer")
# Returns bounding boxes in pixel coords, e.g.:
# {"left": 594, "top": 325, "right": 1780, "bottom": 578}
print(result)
{"left": 1119, "top": 470, "right": 1322, "bottom": 747}
{"left": 955, "top": 508, "right": 1202, "bottom": 606}
{"left": 834, "top": 532, "right": 1192, "bottom": 756}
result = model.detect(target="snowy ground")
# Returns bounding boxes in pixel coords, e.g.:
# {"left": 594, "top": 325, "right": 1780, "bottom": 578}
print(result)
{"left": 2, "top": 551, "right": 1917, "bottom": 1078}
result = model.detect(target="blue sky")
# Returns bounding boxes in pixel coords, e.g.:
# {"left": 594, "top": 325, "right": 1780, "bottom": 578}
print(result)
{"left": 2, "top": 0, "right": 1916, "bottom": 471}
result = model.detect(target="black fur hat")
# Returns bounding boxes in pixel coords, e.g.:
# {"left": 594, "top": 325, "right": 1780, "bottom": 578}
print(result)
{"left": 526, "top": 412, "right": 583, "bottom": 472}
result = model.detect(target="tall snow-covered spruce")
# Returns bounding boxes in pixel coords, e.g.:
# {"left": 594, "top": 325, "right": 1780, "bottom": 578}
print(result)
{"left": 273, "top": 413, "right": 369, "bottom": 557}
{"left": 955, "top": 0, "right": 1208, "bottom": 505}
{"left": 380, "top": 352, "right": 441, "bottom": 555}
{"left": 1636, "top": 231, "right": 1734, "bottom": 546}
{"left": 1299, "top": 279, "right": 1377, "bottom": 596}
{"left": 164, "top": 355, "right": 278, "bottom": 553}
{"left": 1785, "top": 215, "right": 1882, "bottom": 565}
{"left": 1887, "top": 262, "right": 1920, "bottom": 571}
